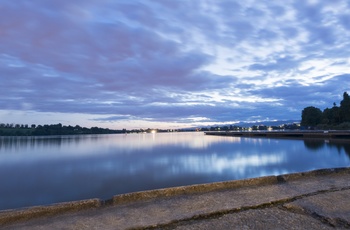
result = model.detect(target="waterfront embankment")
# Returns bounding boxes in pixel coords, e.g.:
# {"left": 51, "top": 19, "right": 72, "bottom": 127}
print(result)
{"left": 205, "top": 130, "right": 350, "bottom": 140}
{"left": 1, "top": 167, "right": 350, "bottom": 229}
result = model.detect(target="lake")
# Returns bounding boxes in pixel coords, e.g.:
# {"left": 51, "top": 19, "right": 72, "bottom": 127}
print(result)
{"left": 0, "top": 132, "right": 349, "bottom": 211}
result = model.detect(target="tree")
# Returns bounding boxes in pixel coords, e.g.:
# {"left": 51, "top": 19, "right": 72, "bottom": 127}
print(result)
{"left": 322, "top": 105, "right": 340, "bottom": 125}
{"left": 340, "top": 92, "right": 350, "bottom": 122}
{"left": 301, "top": 106, "right": 322, "bottom": 127}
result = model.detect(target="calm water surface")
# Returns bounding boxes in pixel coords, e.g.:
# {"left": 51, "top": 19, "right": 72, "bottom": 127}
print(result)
{"left": 1, "top": 132, "right": 349, "bottom": 210}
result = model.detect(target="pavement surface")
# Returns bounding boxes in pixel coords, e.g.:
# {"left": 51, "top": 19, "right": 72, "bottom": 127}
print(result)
{"left": 1, "top": 167, "right": 350, "bottom": 229}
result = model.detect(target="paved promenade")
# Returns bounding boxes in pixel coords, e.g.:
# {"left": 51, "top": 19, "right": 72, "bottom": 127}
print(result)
{"left": 1, "top": 168, "right": 350, "bottom": 229}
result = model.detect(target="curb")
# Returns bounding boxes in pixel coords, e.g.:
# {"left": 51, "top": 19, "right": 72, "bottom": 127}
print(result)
{"left": 111, "top": 175, "right": 278, "bottom": 205}
{"left": 112, "top": 167, "right": 350, "bottom": 205}
{"left": 0, "top": 199, "right": 101, "bottom": 225}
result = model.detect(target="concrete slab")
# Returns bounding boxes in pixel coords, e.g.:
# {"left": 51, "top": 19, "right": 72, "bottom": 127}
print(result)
{"left": 284, "top": 189, "right": 350, "bottom": 228}
{"left": 169, "top": 208, "right": 334, "bottom": 230}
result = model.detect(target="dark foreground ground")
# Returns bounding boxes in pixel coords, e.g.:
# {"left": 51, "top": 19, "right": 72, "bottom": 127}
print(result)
{"left": 1, "top": 167, "right": 350, "bottom": 229}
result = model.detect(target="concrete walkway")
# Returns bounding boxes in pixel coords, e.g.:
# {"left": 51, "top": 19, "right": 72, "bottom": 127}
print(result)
{"left": 1, "top": 168, "right": 350, "bottom": 229}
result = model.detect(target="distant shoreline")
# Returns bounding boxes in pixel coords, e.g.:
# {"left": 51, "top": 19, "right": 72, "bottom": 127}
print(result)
{"left": 0, "top": 123, "right": 198, "bottom": 137}
{"left": 205, "top": 130, "right": 350, "bottom": 140}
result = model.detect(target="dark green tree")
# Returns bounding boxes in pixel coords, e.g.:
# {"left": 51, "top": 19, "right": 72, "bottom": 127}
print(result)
{"left": 340, "top": 92, "right": 350, "bottom": 122}
{"left": 322, "top": 105, "right": 340, "bottom": 125}
{"left": 301, "top": 106, "right": 322, "bottom": 127}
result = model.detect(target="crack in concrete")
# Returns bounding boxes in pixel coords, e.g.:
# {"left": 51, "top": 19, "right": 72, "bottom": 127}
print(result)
{"left": 281, "top": 187, "right": 350, "bottom": 228}
{"left": 135, "top": 187, "right": 350, "bottom": 230}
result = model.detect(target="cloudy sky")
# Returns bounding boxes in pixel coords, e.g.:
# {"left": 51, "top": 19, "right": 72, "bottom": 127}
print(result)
{"left": 1, "top": 0, "right": 350, "bottom": 129}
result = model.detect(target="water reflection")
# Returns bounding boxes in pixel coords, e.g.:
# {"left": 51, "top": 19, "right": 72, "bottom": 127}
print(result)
{"left": 303, "top": 140, "right": 325, "bottom": 150}
{"left": 303, "top": 139, "right": 350, "bottom": 157}
{"left": 0, "top": 132, "right": 349, "bottom": 210}
{"left": 176, "top": 153, "right": 284, "bottom": 175}
{"left": 0, "top": 135, "right": 102, "bottom": 155}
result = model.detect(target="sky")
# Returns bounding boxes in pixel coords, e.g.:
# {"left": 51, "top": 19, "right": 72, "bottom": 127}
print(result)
{"left": 1, "top": 0, "right": 350, "bottom": 129}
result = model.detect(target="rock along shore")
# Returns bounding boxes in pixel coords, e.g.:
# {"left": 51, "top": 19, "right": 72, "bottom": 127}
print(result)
{"left": 1, "top": 167, "right": 350, "bottom": 229}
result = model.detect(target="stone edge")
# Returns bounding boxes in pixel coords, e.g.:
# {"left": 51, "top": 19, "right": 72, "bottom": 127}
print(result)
{"left": 111, "top": 167, "right": 350, "bottom": 205}
{"left": 0, "top": 199, "right": 101, "bottom": 225}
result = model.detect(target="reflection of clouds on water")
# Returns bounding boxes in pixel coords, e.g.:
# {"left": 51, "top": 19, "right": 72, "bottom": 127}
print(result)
{"left": 0, "top": 132, "right": 241, "bottom": 159}
{"left": 1, "top": 133, "right": 350, "bottom": 210}
{"left": 179, "top": 154, "right": 285, "bottom": 174}
{"left": 118, "top": 132, "right": 241, "bottom": 150}
{"left": 152, "top": 153, "right": 286, "bottom": 178}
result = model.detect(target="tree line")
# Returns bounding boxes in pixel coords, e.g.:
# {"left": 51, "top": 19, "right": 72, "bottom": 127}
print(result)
{"left": 0, "top": 123, "right": 127, "bottom": 136}
{"left": 301, "top": 92, "right": 350, "bottom": 129}
{"left": 0, "top": 123, "right": 194, "bottom": 136}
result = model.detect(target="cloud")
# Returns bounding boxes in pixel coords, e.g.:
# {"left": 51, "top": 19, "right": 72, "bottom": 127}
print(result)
{"left": 1, "top": 0, "right": 350, "bottom": 128}
{"left": 250, "top": 74, "right": 350, "bottom": 112}
{"left": 248, "top": 56, "right": 300, "bottom": 72}
{"left": 339, "top": 14, "right": 350, "bottom": 30}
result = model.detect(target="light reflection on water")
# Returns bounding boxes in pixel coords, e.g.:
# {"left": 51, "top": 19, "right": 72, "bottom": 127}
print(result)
{"left": 0, "top": 132, "right": 349, "bottom": 210}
